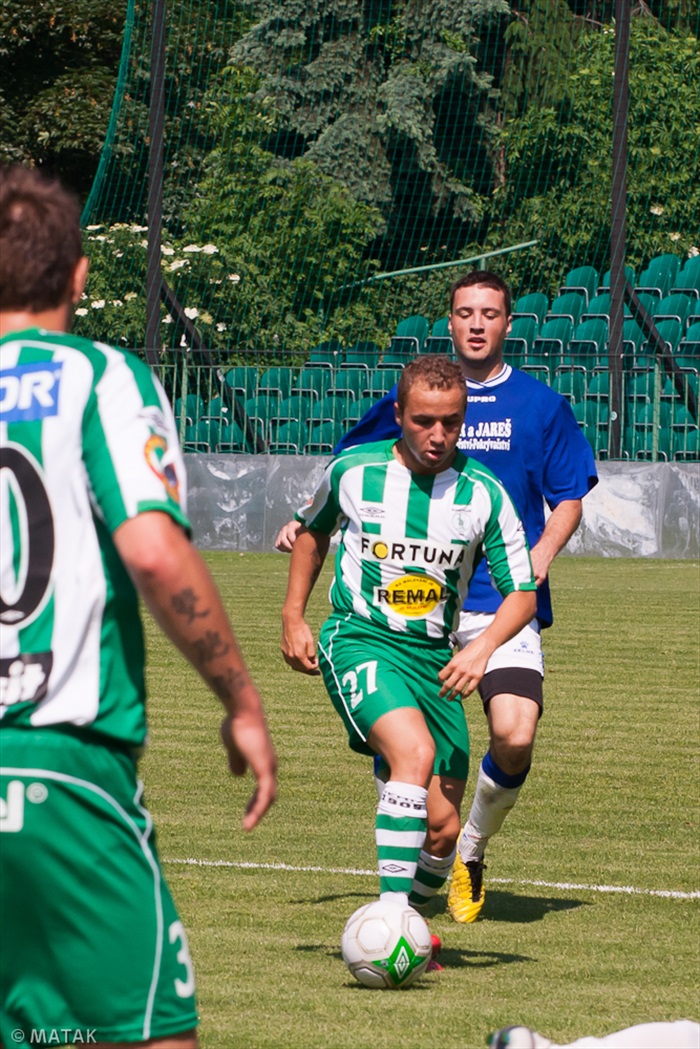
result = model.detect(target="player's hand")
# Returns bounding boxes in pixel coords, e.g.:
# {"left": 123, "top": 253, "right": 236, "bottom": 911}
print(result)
{"left": 220, "top": 714, "right": 278, "bottom": 830}
{"left": 275, "top": 519, "right": 302, "bottom": 553}
{"left": 281, "top": 617, "right": 320, "bottom": 675}
{"left": 438, "top": 644, "right": 489, "bottom": 700}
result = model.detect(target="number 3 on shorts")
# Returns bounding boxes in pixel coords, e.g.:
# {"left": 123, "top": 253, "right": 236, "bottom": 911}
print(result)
{"left": 169, "top": 920, "right": 195, "bottom": 997}
{"left": 341, "top": 660, "right": 378, "bottom": 709}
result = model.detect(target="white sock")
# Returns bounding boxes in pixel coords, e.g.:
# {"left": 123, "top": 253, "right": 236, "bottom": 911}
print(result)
{"left": 459, "top": 763, "right": 523, "bottom": 862}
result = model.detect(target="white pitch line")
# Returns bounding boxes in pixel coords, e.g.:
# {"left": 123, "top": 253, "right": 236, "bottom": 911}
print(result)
{"left": 164, "top": 858, "right": 699, "bottom": 901}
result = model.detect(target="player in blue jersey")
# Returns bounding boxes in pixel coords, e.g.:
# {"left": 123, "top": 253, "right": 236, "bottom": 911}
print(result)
{"left": 277, "top": 271, "right": 597, "bottom": 922}
{"left": 0, "top": 165, "right": 277, "bottom": 1047}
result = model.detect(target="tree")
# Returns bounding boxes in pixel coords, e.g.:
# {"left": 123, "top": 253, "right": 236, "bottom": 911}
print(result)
{"left": 0, "top": 1, "right": 126, "bottom": 197}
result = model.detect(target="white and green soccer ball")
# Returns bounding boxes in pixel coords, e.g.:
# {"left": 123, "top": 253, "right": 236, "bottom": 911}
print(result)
{"left": 340, "top": 899, "right": 432, "bottom": 989}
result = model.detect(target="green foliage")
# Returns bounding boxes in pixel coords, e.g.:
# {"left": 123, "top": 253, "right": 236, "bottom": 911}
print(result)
{"left": 488, "top": 17, "right": 700, "bottom": 295}
{"left": 0, "top": 0, "right": 126, "bottom": 195}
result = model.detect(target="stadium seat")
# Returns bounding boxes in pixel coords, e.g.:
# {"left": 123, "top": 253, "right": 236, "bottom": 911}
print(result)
{"left": 504, "top": 317, "right": 537, "bottom": 367}
{"left": 244, "top": 393, "right": 281, "bottom": 442}
{"left": 342, "top": 342, "right": 382, "bottom": 369}
{"left": 328, "top": 367, "right": 370, "bottom": 400}
{"left": 563, "top": 318, "right": 608, "bottom": 366}
{"left": 268, "top": 419, "right": 310, "bottom": 453}
{"left": 216, "top": 421, "right": 250, "bottom": 453}
{"left": 597, "top": 265, "right": 635, "bottom": 293}
{"left": 423, "top": 316, "right": 454, "bottom": 354}
{"left": 632, "top": 426, "right": 672, "bottom": 461}
{"left": 553, "top": 367, "right": 587, "bottom": 403}
{"left": 678, "top": 321, "right": 700, "bottom": 357}
{"left": 297, "top": 365, "right": 332, "bottom": 401}
{"left": 545, "top": 292, "right": 585, "bottom": 328}
{"left": 635, "top": 253, "right": 681, "bottom": 299}
{"left": 307, "top": 395, "right": 341, "bottom": 425}
{"left": 305, "top": 420, "right": 344, "bottom": 454}
{"left": 307, "top": 340, "right": 345, "bottom": 368}
{"left": 224, "top": 366, "right": 258, "bottom": 400}
{"left": 672, "top": 424, "right": 700, "bottom": 460}
{"left": 530, "top": 316, "right": 573, "bottom": 371}
{"left": 669, "top": 256, "right": 700, "bottom": 299}
{"left": 175, "top": 393, "right": 205, "bottom": 426}
{"left": 587, "top": 368, "right": 610, "bottom": 403}
{"left": 652, "top": 294, "right": 694, "bottom": 328}
{"left": 369, "top": 366, "right": 402, "bottom": 396}
{"left": 512, "top": 292, "right": 549, "bottom": 325}
{"left": 378, "top": 349, "right": 414, "bottom": 368}
{"left": 388, "top": 314, "right": 430, "bottom": 355}
{"left": 203, "top": 395, "right": 231, "bottom": 423}
{"left": 258, "top": 366, "right": 295, "bottom": 399}
{"left": 640, "top": 318, "right": 683, "bottom": 358}
{"left": 276, "top": 393, "right": 313, "bottom": 424}
{"left": 559, "top": 265, "right": 599, "bottom": 306}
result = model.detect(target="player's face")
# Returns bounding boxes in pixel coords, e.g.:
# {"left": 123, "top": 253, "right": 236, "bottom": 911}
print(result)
{"left": 449, "top": 284, "right": 512, "bottom": 380}
{"left": 394, "top": 381, "right": 465, "bottom": 474}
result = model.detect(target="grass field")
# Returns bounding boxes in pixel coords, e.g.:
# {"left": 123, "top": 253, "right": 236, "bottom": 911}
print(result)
{"left": 140, "top": 554, "right": 699, "bottom": 1049}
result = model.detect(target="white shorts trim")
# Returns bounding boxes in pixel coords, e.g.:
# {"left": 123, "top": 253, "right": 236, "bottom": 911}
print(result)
{"left": 452, "top": 612, "right": 544, "bottom": 677}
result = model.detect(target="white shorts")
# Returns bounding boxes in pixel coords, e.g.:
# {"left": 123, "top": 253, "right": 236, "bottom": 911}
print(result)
{"left": 452, "top": 612, "right": 545, "bottom": 677}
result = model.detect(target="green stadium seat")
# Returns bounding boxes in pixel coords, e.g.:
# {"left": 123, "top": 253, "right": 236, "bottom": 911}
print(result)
{"left": 504, "top": 317, "right": 537, "bottom": 367}
{"left": 175, "top": 393, "right": 205, "bottom": 425}
{"left": 597, "top": 265, "right": 635, "bottom": 294}
{"left": 546, "top": 292, "right": 585, "bottom": 328}
{"left": 224, "top": 366, "right": 258, "bottom": 400}
{"left": 652, "top": 294, "right": 694, "bottom": 328}
{"left": 342, "top": 342, "right": 382, "bottom": 369}
{"left": 258, "top": 366, "right": 295, "bottom": 398}
{"left": 305, "top": 420, "right": 344, "bottom": 454}
{"left": 632, "top": 426, "right": 672, "bottom": 461}
{"left": 216, "top": 421, "right": 248, "bottom": 453}
{"left": 276, "top": 394, "right": 313, "bottom": 424}
{"left": 672, "top": 425, "right": 700, "bottom": 460}
{"left": 636, "top": 253, "right": 681, "bottom": 299}
{"left": 268, "top": 419, "right": 310, "bottom": 453}
{"left": 553, "top": 367, "right": 587, "bottom": 403}
{"left": 640, "top": 318, "right": 682, "bottom": 357}
{"left": 244, "top": 393, "right": 280, "bottom": 442}
{"left": 379, "top": 348, "right": 415, "bottom": 367}
{"left": 328, "top": 367, "right": 370, "bottom": 400}
{"left": 308, "top": 340, "right": 345, "bottom": 368}
{"left": 560, "top": 265, "right": 599, "bottom": 306}
{"left": 669, "top": 256, "right": 700, "bottom": 299}
{"left": 529, "top": 316, "right": 573, "bottom": 373}
{"left": 307, "top": 395, "right": 349, "bottom": 426}
{"left": 512, "top": 292, "right": 549, "bottom": 325}
{"left": 370, "top": 366, "right": 402, "bottom": 394}
{"left": 203, "top": 395, "right": 231, "bottom": 422}
{"left": 563, "top": 318, "right": 608, "bottom": 366}
{"left": 298, "top": 366, "right": 332, "bottom": 401}
{"left": 388, "top": 314, "right": 430, "bottom": 355}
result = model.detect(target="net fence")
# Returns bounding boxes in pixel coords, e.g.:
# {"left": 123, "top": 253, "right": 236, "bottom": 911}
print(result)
{"left": 70, "top": 0, "right": 700, "bottom": 458}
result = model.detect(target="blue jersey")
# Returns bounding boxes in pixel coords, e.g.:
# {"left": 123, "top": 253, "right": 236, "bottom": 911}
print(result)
{"left": 335, "top": 365, "right": 598, "bottom": 626}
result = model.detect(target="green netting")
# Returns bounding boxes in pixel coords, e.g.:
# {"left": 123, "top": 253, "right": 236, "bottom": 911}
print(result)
{"left": 61, "top": 0, "right": 699, "bottom": 458}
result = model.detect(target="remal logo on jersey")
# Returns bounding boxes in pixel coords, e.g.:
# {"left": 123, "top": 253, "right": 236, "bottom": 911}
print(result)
{"left": 0, "top": 361, "right": 63, "bottom": 422}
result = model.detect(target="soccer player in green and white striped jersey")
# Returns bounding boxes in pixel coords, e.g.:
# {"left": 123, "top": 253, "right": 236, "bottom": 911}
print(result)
{"left": 0, "top": 165, "right": 277, "bottom": 1047}
{"left": 281, "top": 355, "right": 536, "bottom": 932}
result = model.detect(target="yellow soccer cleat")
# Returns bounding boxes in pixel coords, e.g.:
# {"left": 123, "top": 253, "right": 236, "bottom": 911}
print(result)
{"left": 447, "top": 853, "right": 486, "bottom": 923}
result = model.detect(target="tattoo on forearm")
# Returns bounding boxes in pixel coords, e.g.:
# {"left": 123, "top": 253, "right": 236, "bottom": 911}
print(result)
{"left": 210, "top": 667, "right": 248, "bottom": 700}
{"left": 171, "top": 588, "right": 209, "bottom": 623}
{"left": 192, "top": 630, "right": 230, "bottom": 664}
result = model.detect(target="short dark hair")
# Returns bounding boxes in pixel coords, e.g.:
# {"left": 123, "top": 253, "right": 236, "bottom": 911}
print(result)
{"left": 0, "top": 165, "right": 83, "bottom": 312}
{"left": 396, "top": 354, "right": 466, "bottom": 414}
{"left": 449, "top": 270, "right": 512, "bottom": 317}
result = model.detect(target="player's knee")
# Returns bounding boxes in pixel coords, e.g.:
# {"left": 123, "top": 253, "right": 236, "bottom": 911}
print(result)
{"left": 491, "top": 736, "right": 533, "bottom": 776}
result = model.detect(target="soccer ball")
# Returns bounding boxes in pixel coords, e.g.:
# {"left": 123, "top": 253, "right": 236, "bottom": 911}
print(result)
{"left": 340, "top": 899, "right": 432, "bottom": 989}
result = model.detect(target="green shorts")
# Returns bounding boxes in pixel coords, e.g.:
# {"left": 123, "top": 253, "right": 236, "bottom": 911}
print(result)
{"left": 0, "top": 728, "right": 198, "bottom": 1045}
{"left": 318, "top": 615, "right": 470, "bottom": 780}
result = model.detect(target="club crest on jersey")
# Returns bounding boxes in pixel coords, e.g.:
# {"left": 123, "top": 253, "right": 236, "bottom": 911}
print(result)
{"left": 375, "top": 574, "right": 444, "bottom": 618}
{"left": 0, "top": 361, "right": 62, "bottom": 422}
{"left": 451, "top": 505, "right": 473, "bottom": 538}
{"left": 144, "top": 434, "right": 180, "bottom": 502}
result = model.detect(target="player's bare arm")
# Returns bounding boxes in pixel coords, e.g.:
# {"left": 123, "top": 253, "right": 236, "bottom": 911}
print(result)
{"left": 275, "top": 518, "right": 303, "bottom": 552}
{"left": 529, "top": 498, "right": 583, "bottom": 585}
{"left": 438, "top": 589, "right": 537, "bottom": 699}
{"left": 114, "top": 511, "right": 277, "bottom": 830}
{"left": 281, "top": 525, "right": 331, "bottom": 674}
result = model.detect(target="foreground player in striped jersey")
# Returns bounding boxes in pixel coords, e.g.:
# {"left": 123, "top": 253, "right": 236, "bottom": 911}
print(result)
{"left": 0, "top": 165, "right": 277, "bottom": 1047}
{"left": 281, "top": 356, "right": 537, "bottom": 924}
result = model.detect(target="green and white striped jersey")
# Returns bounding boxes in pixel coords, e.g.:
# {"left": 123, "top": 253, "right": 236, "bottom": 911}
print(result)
{"left": 0, "top": 328, "right": 190, "bottom": 747}
{"left": 297, "top": 440, "right": 535, "bottom": 643}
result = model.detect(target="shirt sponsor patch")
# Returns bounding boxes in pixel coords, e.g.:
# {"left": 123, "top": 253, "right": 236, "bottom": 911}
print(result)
{"left": 375, "top": 574, "right": 445, "bottom": 618}
{"left": 0, "top": 361, "right": 62, "bottom": 423}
